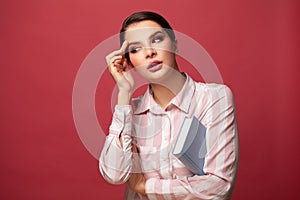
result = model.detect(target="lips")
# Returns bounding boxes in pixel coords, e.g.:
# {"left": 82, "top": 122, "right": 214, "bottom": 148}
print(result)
{"left": 147, "top": 60, "right": 162, "bottom": 69}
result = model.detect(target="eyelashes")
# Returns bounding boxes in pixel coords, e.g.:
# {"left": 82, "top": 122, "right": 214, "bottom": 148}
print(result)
{"left": 128, "top": 34, "right": 166, "bottom": 54}
{"left": 151, "top": 34, "right": 165, "bottom": 43}
{"left": 129, "top": 46, "right": 142, "bottom": 53}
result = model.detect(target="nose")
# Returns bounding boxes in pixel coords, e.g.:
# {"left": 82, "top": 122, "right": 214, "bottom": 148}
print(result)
{"left": 145, "top": 46, "right": 157, "bottom": 59}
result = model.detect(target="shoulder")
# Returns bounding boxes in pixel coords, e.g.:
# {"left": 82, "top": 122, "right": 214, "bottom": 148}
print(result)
{"left": 193, "top": 80, "right": 234, "bottom": 104}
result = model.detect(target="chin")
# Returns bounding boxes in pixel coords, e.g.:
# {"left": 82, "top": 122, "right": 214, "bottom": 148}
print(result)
{"left": 144, "top": 66, "right": 176, "bottom": 84}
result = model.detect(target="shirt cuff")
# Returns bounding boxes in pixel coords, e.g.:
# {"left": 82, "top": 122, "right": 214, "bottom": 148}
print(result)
{"left": 145, "top": 178, "right": 157, "bottom": 200}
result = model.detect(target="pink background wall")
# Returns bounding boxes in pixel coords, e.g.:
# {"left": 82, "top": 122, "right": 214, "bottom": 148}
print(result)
{"left": 1, "top": 0, "right": 299, "bottom": 199}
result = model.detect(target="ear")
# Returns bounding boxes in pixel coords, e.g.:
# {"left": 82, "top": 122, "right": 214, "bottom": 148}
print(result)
{"left": 172, "top": 39, "right": 178, "bottom": 54}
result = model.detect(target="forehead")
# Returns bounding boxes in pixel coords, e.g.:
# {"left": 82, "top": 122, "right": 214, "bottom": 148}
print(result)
{"left": 124, "top": 20, "right": 164, "bottom": 41}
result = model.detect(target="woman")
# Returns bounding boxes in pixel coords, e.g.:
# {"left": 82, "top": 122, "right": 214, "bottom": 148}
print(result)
{"left": 100, "top": 11, "right": 239, "bottom": 199}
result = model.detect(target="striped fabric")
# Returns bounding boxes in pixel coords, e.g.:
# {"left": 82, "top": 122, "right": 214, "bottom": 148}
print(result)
{"left": 100, "top": 73, "right": 239, "bottom": 199}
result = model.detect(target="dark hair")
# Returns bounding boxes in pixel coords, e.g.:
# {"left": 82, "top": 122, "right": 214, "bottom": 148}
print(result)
{"left": 119, "top": 11, "right": 176, "bottom": 61}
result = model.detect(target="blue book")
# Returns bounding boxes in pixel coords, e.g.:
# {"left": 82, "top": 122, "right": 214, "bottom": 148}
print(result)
{"left": 172, "top": 116, "right": 207, "bottom": 175}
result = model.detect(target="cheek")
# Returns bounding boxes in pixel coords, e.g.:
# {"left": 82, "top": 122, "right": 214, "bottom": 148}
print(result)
{"left": 159, "top": 40, "right": 176, "bottom": 55}
{"left": 129, "top": 53, "right": 144, "bottom": 67}
{"left": 157, "top": 49, "right": 174, "bottom": 61}
{"left": 155, "top": 39, "right": 174, "bottom": 52}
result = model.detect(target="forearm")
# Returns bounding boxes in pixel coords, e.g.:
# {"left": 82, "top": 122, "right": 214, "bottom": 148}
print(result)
{"left": 99, "top": 105, "right": 133, "bottom": 184}
{"left": 145, "top": 173, "right": 234, "bottom": 200}
{"left": 100, "top": 135, "right": 132, "bottom": 184}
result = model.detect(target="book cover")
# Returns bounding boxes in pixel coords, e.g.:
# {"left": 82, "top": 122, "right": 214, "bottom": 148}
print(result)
{"left": 172, "top": 116, "right": 207, "bottom": 175}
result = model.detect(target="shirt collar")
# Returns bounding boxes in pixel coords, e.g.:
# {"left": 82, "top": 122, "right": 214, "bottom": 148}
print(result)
{"left": 170, "top": 73, "right": 195, "bottom": 113}
{"left": 133, "top": 73, "right": 195, "bottom": 115}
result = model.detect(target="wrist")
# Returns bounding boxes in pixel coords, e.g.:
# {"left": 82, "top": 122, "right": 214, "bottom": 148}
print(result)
{"left": 117, "top": 90, "right": 132, "bottom": 105}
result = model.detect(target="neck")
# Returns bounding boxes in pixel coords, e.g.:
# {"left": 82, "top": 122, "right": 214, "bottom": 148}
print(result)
{"left": 150, "top": 69, "right": 186, "bottom": 108}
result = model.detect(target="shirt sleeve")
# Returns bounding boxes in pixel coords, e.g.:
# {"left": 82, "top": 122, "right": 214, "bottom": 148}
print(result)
{"left": 145, "top": 85, "right": 239, "bottom": 199}
{"left": 99, "top": 105, "right": 133, "bottom": 184}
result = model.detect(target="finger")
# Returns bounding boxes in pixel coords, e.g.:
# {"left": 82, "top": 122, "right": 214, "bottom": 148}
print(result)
{"left": 107, "top": 41, "right": 128, "bottom": 60}
{"left": 120, "top": 40, "right": 129, "bottom": 54}
{"left": 120, "top": 59, "right": 128, "bottom": 72}
{"left": 109, "top": 61, "right": 123, "bottom": 72}
{"left": 106, "top": 41, "right": 129, "bottom": 65}
{"left": 114, "top": 64, "right": 125, "bottom": 72}
{"left": 106, "top": 55, "right": 122, "bottom": 66}
{"left": 114, "top": 59, "right": 131, "bottom": 72}
{"left": 123, "top": 58, "right": 128, "bottom": 68}
{"left": 114, "top": 59, "right": 123, "bottom": 65}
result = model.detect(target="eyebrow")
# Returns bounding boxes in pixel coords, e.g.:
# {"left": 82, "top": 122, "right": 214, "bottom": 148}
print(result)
{"left": 127, "top": 30, "right": 165, "bottom": 46}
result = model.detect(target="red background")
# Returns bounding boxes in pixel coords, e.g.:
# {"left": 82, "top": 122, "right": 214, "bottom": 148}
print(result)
{"left": 1, "top": 0, "right": 299, "bottom": 199}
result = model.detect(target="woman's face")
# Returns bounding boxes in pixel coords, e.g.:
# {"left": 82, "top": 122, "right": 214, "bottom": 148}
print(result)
{"left": 124, "top": 20, "right": 177, "bottom": 82}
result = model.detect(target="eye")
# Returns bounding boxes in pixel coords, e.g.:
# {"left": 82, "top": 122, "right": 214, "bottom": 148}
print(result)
{"left": 129, "top": 46, "right": 142, "bottom": 53}
{"left": 152, "top": 34, "right": 165, "bottom": 43}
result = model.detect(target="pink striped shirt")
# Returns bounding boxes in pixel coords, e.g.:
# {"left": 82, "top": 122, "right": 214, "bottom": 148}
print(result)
{"left": 100, "top": 73, "right": 239, "bottom": 199}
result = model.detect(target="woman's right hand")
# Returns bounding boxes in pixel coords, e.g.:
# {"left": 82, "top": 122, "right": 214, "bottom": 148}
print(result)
{"left": 106, "top": 41, "right": 135, "bottom": 105}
